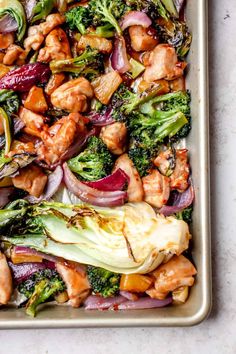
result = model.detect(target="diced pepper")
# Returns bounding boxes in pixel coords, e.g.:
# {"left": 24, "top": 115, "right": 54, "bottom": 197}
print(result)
{"left": 120, "top": 274, "right": 153, "bottom": 293}
{"left": 92, "top": 71, "right": 122, "bottom": 105}
{"left": 24, "top": 86, "right": 48, "bottom": 113}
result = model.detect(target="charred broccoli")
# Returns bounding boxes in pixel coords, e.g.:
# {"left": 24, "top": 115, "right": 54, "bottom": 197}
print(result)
{"left": 87, "top": 265, "right": 120, "bottom": 297}
{"left": 89, "top": 0, "right": 127, "bottom": 35}
{"left": 65, "top": 6, "right": 92, "bottom": 35}
{"left": 128, "top": 145, "right": 152, "bottom": 177}
{"left": 67, "top": 136, "right": 113, "bottom": 181}
{"left": 49, "top": 47, "right": 104, "bottom": 79}
{"left": 18, "top": 269, "right": 66, "bottom": 317}
{"left": 0, "top": 89, "right": 19, "bottom": 116}
{"left": 175, "top": 205, "right": 193, "bottom": 224}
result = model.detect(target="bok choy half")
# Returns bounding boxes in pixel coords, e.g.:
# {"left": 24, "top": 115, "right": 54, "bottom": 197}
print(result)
{"left": 0, "top": 201, "right": 191, "bottom": 274}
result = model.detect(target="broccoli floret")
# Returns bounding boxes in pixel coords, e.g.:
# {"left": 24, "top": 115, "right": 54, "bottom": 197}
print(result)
{"left": 128, "top": 145, "right": 153, "bottom": 177}
{"left": 89, "top": 0, "right": 128, "bottom": 35}
{"left": 67, "top": 136, "right": 113, "bottom": 181}
{"left": 0, "top": 89, "right": 19, "bottom": 116}
{"left": 94, "top": 23, "right": 115, "bottom": 38}
{"left": 126, "top": 0, "right": 169, "bottom": 20}
{"left": 175, "top": 205, "right": 193, "bottom": 224}
{"left": 87, "top": 265, "right": 120, "bottom": 297}
{"left": 49, "top": 47, "right": 104, "bottom": 79}
{"left": 65, "top": 6, "right": 92, "bottom": 34}
{"left": 18, "top": 269, "right": 66, "bottom": 317}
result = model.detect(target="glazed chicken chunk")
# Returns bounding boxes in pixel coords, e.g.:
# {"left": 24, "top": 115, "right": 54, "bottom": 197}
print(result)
{"left": 113, "top": 154, "right": 144, "bottom": 202}
{"left": 146, "top": 255, "right": 197, "bottom": 300}
{"left": 56, "top": 262, "right": 91, "bottom": 307}
{"left": 100, "top": 122, "right": 127, "bottom": 155}
{"left": 51, "top": 77, "right": 94, "bottom": 112}
{"left": 77, "top": 35, "right": 112, "bottom": 54}
{"left": 129, "top": 25, "right": 158, "bottom": 52}
{"left": 144, "top": 44, "right": 187, "bottom": 82}
{"left": 0, "top": 252, "right": 12, "bottom": 305}
{"left": 170, "top": 149, "right": 190, "bottom": 192}
{"left": 154, "top": 148, "right": 175, "bottom": 176}
{"left": 142, "top": 169, "right": 170, "bottom": 208}
{"left": 12, "top": 164, "right": 48, "bottom": 198}
{"left": 19, "top": 107, "right": 47, "bottom": 138}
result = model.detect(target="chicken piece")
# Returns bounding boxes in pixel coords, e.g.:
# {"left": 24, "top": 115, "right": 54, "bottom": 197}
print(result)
{"left": 77, "top": 34, "right": 112, "bottom": 54}
{"left": 38, "top": 113, "right": 86, "bottom": 164}
{"left": 24, "top": 14, "right": 65, "bottom": 52}
{"left": 92, "top": 71, "right": 122, "bottom": 105}
{"left": 12, "top": 164, "right": 48, "bottom": 198}
{"left": 170, "top": 149, "right": 190, "bottom": 192}
{"left": 129, "top": 25, "right": 158, "bottom": 52}
{"left": 24, "top": 25, "right": 45, "bottom": 52}
{"left": 45, "top": 73, "right": 65, "bottom": 95}
{"left": 142, "top": 169, "right": 170, "bottom": 208}
{"left": 19, "top": 107, "right": 47, "bottom": 138}
{"left": 144, "top": 44, "right": 187, "bottom": 83}
{"left": 40, "top": 13, "right": 65, "bottom": 36}
{"left": 24, "top": 86, "right": 48, "bottom": 113}
{"left": 146, "top": 255, "right": 197, "bottom": 300}
{"left": 154, "top": 148, "right": 175, "bottom": 176}
{"left": 137, "top": 79, "right": 170, "bottom": 95}
{"left": 51, "top": 77, "right": 94, "bottom": 112}
{"left": 0, "top": 252, "right": 12, "bottom": 305}
{"left": 0, "top": 53, "right": 5, "bottom": 63}
{"left": 0, "top": 33, "right": 14, "bottom": 50}
{"left": 56, "top": 262, "right": 90, "bottom": 307}
{"left": 3, "top": 44, "right": 24, "bottom": 65}
{"left": 169, "top": 76, "right": 185, "bottom": 92}
{"left": 0, "top": 63, "right": 10, "bottom": 79}
{"left": 100, "top": 122, "right": 127, "bottom": 155}
{"left": 113, "top": 154, "right": 144, "bottom": 202}
{"left": 38, "top": 28, "right": 71, "bottom": 63}
{"left": 8, "top": 141, "right": 36, "bottom": 158}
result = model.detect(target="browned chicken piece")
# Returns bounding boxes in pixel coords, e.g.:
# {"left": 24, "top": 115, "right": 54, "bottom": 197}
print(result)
{"left": 129, "top": 25, "right": 158, "bottom": 52}
{"left": 24, "top": 14, "right": 65, "bottom": 52}
{"left": 38, "top": 28, "right": 71, "bottom": 63}
{"left": 77, "top": 34, "right": 112, "bottom": 54}
{"left": 146, "top": 255, "right": 197, "bottom": 300}
{"left": 45, "top": 73, "right": 66, "bottom": 95}
{"left": 3, "top": 44, "right": 24, "bottom": 65}
{"left": 154, "top": 148, "right": 175, "bottom": 176}
{"left": 12, "top": 164, "right": 48, "bottom": 198}
{"left": 0, "top": 63, "right": 10, "bottom": 79}
{"left": 170, "top": 149, "right": 190, "bottom": 192}
{"left": 169, "top": 76, "right": 185, "bottom": 92}
{"left": 0, "top": 33, "right": 14, "bottom": 50}
{"left": 38, "top": 113, "right": 86, "bottom": 164}
{"left": 142, "top": 169, "right": 170, "bottom": 208}
{"left": 0, "top": 53, "right": 5, "bottom": 63}
{"left": 56, "top": 262, "right": 91, "bottom": 307}
{"left": 40, "top": 13, "right": 65, "bottom": 36}
{"left": 0, "top": 252, "right": 13, "bottom": 305}
{"left": 19, "top": 107, "right": 47, "bottom": 138}
{"left": 138, "top": 79, "right": 170, "bottom": 95}
{"left": 24, "top": 86, "right": 48, "bottom": 113}
{"left": 51, "top": 77, "right": 94, "bottom": 112}
{"left": 100, "top": 122, "right": 127, "bottom": 155}
{"left": 8, "top": 141, "right": 36, "bottom": 158}
{"left": 143, "top": 44, "right": 187, "bottom": 83}
{"left": 113, "top": 154, "right": 144, "bottom": 202}
{"left": 92, "top": 71, "right": 122, "bottom": 105}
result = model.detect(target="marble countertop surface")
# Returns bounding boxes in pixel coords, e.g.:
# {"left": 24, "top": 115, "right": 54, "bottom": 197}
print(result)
{"left": 0, "top": 1, "right": 235, "bottom": 353}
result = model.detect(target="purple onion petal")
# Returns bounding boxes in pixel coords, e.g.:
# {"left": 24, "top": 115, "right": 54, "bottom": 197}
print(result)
{"left": 119, "top": 11, "right": 152, "bottom": 31}
{"left": 84, "top": 295, "right": 126, "bottom": 310}
{"left": 111, "top": 36, "right": 131, "bottom": 74}
{"left": 84, "top": 169, "right": 129, "bottom": 192}
{"left": 117, "top": 296, "right": 172, "bottom": 310}
{"left": 0, "top": 15, "right": 18, "bottom": 33}
{"left": 0, "top": 187, "right": 14, "bottom": 209}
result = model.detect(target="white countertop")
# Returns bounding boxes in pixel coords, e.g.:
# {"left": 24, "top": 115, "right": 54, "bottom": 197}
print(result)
{"left": 0, "top": 1, "right": 235, "bottom": 353}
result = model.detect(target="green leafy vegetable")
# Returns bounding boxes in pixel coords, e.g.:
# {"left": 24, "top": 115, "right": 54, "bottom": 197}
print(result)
{"left": 0, "top": 0, "right": 26, "bottom": 41}
{"left": 65, "top": 6, "right": 91, "bottom": 34}
{"left": 0, "top": 89, "right": 20, "bottom": 116}
{"left": 68, "top": 136, "right": 113, "bottom": 181}
{"left": 87, "top": 265, "right": 120, "bottom": 297}
{"left": 175, "top": 205, "right": 193, "bottom": 224}
{"left": 0, "top": 108, "right": 12, "bottom": 154}
{"left": 31, "top": 0, "right": 56, "bottom": 23}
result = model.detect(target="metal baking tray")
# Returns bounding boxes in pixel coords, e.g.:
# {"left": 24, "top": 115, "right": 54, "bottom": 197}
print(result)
{"left": 0, "top": 0, "right": 211, "bottom": 328}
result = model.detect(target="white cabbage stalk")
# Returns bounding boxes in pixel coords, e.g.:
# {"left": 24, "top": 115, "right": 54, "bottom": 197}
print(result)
{"left": 4, "top": 202, "right": 191, "bottom": 274}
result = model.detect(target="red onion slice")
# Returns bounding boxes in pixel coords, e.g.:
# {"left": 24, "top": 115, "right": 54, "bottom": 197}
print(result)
{"left": 87, "top": 108, "right": 114, "bottom": 126}
{"left": 8, "top": 261, "right": 48, "bottom": 284}
{"left": 84, "top": 169, "right": 129, "bottom": 192}
{"left": 63, "top": 162, "right": 127, "bottom": 207}
{"left": 111, "top": 36, "right": 131, "bottom": 74}
{"left": 0, "top": 187, "right": 14, "bottom": 209}
{"left": 22, "top": 0, "right": 37, "bottom": 20}
{"left": 159, "top": 182, "right": 194, "bottom": 216}
{"left": 117, "top": 296, "right": 172, "bottom": 309}
{"left": 0, "top": 15, "right": 18, "bottom": 33}
{"left": 25, "top": 165, "right": 63, "bottom": 203}
{"left": 84, "top": 295, "right": 127, "bottom": 310}
{"left": 120, "top": 291, "right": 139, "bottom": 301}
{"left": 14, "top": 246, "right": 63, "bottom": 265}
{"left": 119, "top": 11, "right": 152, "bottom": 31}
